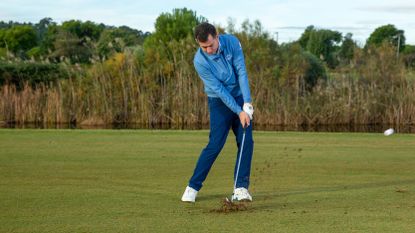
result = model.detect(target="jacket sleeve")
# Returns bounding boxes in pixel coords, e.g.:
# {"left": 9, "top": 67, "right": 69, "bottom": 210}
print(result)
{"left": 230, "top": 36, "right": 252, "bottom": 103}
{"left": 194, "top": 60, "right": 243, "bottom": 115}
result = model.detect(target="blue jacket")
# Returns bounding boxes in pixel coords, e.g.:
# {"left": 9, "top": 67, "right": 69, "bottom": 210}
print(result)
{"left": 194, "top": 34, "right": 252, "bottom": 115}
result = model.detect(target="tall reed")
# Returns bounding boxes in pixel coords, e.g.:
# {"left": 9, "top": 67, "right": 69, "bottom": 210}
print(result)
{"left": 1, "top": 37, "right": 414, "bottom": 127}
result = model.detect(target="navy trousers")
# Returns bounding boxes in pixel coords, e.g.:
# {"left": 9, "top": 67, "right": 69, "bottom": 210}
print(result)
{"left": 188, "top": 95, "right": 254, "bottom": 191}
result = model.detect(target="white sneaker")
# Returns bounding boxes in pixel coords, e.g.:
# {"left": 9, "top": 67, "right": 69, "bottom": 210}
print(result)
{"left": 181, "top": 186, "right": 198, "bottom": 202}
{"left": 232, "top": 187, "right": 252, "bottom": 202}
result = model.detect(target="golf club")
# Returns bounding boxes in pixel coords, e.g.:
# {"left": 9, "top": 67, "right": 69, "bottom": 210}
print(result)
{"left": 229, "top": 126, "right": 247, "bottom": 202}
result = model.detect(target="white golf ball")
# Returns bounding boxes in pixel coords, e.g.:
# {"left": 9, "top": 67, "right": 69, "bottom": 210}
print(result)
{"left": 384, "top": 128, "right": 395, "bottom": 136}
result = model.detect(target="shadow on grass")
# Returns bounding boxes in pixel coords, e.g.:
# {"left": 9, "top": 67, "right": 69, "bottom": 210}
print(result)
{"left": 255, "top": 179, "right": 415, "bottom": 200}
{"left": 181, "top": 179, "right": 415, "bottom": 213}
{"left": 250, "top": 179, "right": 415, "bottom": 211}
{"left": 197, "top": 179, "right": 415, "bottom": 204}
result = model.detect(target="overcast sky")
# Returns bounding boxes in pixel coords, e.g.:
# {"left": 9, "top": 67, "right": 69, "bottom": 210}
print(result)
{"left": 1, "top": 0, "right": 414, "bottom": 45}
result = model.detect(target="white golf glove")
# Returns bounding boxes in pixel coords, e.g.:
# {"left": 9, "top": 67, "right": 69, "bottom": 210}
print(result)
{"left": 243, "top": 103, "right": 254, "bottom": 120}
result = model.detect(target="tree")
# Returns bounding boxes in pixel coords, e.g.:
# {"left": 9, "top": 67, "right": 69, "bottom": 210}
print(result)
{"left": 1, "top": 25, "right": 37, "bottom": 56}
{"left": 61, "top": 20, "right": 104, "bottom": 41}
{"left": 366, "top": 24, "right": 405, "bottom": 52}
{"left": 97, "top": 26, "right": 149, "bottom": 58}
{"left": 298, "top": 25, "right": 315, "bottom": 48}
{"left": 151, "top": 8, "right": 206, "bottom": 43}
{"left": 298, "top": 26, "right": 342, "bottom": 68}
{"left": 39, "top": 23, "right": 59, "bottom": 55}
{"left": 49, "top": 29, "right": 92, "bottom": 63}
{"left": 279, "top": 43, "right": 326, "bottom": 93}
{"left": 0, "top": 20, "right": 32, "bottom": 29}
{"left": 303, "top": 51, "right": 327, "bottom": 89}
{"left": 143, "top": 8, "right": 206, "bottom": 74}
{"left": 0, "top": 29, "right": 5, "bottom": 47}
{"left": 35, "top": 18, "right": 55, "bottom": 42}
{"left": 402, "top": 44, "right": 415, "bottom": 68}
{"left": 338, "top": 33, "right": 357, "bottom": 64}
{"left": 45, "top": 20, "right": 104, "bottom": 63}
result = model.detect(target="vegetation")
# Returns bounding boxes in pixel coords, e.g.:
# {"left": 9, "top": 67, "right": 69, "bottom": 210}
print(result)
{"left": 366, "top": 24, "right": 405, "bottom": 52}
{"left": 0, "top": 8, "right": 414, "bottom": 127}
{"left": 0, "top": 62, "right": 67, "bottom": 87}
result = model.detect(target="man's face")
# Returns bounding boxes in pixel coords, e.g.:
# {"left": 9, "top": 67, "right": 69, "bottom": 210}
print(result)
{"left": 197, "top": 34, "right": 219, "bottom": 55}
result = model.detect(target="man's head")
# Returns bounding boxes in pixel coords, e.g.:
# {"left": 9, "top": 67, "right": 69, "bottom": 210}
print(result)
{"left": 194, "top": 22, "right": 219, "bottom": 55}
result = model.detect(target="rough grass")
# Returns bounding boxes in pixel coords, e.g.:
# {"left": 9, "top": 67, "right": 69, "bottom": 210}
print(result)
{"left": 0, "top": 129, "right": 414, "bottom": 232}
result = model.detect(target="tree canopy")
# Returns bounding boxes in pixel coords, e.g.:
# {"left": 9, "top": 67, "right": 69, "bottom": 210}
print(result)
{"left": 366, "top": 24, "right": 405, "bottom": 52}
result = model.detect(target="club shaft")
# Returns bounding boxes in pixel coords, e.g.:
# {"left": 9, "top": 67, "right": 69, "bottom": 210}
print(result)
{"left": 233, "top": 128, "right": 246, "bottom": 192}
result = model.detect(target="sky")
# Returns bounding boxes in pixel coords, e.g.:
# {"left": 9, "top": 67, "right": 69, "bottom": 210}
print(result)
{"left": 1, "top": 0, "right": 414, "bottom": 45}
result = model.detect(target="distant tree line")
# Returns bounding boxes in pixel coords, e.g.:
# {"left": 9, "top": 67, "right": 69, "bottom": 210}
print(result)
{"left": 0, "top": 17, "right": 149, "bottom": 61}
{"left": 0, "top": 18, "right": 149, "bottom": 87}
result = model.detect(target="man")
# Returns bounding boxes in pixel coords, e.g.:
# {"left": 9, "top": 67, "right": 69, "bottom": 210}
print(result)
{"left": 181, "top": 22, "right": 254, "bottom": 203}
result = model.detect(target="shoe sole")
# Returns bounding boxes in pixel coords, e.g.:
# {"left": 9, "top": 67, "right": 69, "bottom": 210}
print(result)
{"left": 233, "top": 199, "right": 252, "bottom": 202}
{"left": 181, "top": 199, "right": 195, "bottom": 203}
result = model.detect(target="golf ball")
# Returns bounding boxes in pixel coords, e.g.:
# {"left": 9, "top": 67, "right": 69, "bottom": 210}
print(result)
{"left": 384, "top": 128, "right": 394, "bottom": 136}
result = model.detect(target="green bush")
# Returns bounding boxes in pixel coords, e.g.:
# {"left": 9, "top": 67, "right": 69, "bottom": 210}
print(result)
{"left": 0, "top": 62, "right": 68, "bottom": 87}
{"left": 0, "top": 47, "right": 7, "bottom": 58}
{"left": 26, "top": 46, "right": 43, "bottom": 59}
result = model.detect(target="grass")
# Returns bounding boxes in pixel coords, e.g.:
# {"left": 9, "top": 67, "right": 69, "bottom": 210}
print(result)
{"left": 0, "top": 129, "right": 415, "bottom": 233}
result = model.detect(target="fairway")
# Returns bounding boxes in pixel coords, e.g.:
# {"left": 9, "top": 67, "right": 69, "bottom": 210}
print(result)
{"left": 1, "top": 129, "right": 415, "bottom": 232}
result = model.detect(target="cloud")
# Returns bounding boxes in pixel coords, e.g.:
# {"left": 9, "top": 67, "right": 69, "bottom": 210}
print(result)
{"left": 273, "top": 26, "right": 306, "bottom": 30}
{"left": 355, "top": 19, "right": 387, "bottom": 25}
{"left": 272, "top": 25, "right": 371, "bottom": 32}
{"left": 356, "top": 5, "right": 415, "bottom": 14}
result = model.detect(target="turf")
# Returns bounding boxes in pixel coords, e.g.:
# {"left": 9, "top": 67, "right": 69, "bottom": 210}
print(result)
{"left": 0, "top": 129, "right": 414, "bottom": 232}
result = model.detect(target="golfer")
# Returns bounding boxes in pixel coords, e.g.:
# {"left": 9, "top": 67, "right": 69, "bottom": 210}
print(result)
{"left": 181, "top": 22, "right": 254, "bottom": 202}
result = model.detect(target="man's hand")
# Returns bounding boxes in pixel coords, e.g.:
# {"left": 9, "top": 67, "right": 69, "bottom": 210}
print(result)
{"left": 243, "top": 103, "right": 254, "bottom": 120}
{"left": 239, "top": 111, "right": 250, "bottom": 128}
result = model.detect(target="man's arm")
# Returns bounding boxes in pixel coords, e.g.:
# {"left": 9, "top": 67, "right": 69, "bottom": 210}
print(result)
{"left": 194, "top": 60, "right": 243, "bottom": 115}
{"left": 230, "top": 36, "right": 252, "bottom": 104}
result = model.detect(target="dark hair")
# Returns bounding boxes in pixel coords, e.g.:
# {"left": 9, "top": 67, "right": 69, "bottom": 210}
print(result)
{"left": 194, "top": 22, "right": 217, "bottom": 42}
